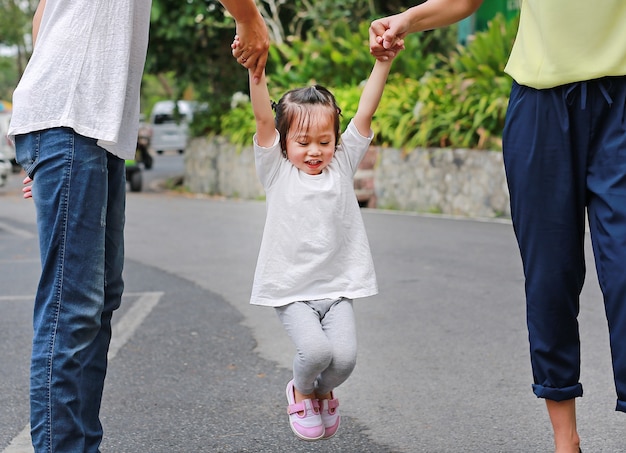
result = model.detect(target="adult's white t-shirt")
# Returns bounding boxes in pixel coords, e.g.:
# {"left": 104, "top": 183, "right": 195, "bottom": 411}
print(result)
{"left": 251, "top": 120, "right": 379, "bottom": 307}
{"left": 9, "top": 0, "right": 152, "bottom": 160}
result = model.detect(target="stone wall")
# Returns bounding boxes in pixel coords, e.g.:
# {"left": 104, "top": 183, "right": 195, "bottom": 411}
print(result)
{"left": 374, "top": 146, "right": 510, "bottom": 218}
{"left": 184, "top": 137, "right": 510, "bottom": 218}
{"left": 185, "top": 136, "right": 263, "bottom": 199}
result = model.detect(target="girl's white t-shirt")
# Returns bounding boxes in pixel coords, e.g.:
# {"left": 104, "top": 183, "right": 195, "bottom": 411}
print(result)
{"left": 9, "top": 0, "right": 151, "bottom": 160}
{"left": 251, "top": 120, "right": 379, "bottom": 307}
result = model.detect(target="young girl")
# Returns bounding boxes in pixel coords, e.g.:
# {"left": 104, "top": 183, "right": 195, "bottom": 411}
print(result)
{"left": 233, "top": 37, "right": 402, "bottom": 441}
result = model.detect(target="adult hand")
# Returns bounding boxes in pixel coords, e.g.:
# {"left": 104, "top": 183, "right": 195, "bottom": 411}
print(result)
{"left": 22, "top": 176, "right": 33, "bottom": 199}
{"left": 232, "top": 16, "right": 269, "bottom": 84}
{"left": 369, "top": 13, "right": 409, "bottom": 61}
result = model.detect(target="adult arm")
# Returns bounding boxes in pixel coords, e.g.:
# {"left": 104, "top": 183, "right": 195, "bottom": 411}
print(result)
{"left": 370, "top": 0, "right": 483, "bottom": 59}
{"left": 220, "top": 0, "right": 270, "bottom": 84}
{"left": 32, "top": 0, "right": 46, "bottom": 46}
{"left": 22, "top": 0, "right": 45, "bottom": 198}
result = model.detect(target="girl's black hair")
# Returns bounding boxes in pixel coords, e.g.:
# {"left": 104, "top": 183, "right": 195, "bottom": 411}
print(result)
{"left": 272, "top": 85, "right": 342, "bottom": 157}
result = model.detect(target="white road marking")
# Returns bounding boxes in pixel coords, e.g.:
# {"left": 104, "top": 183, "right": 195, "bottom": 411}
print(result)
{"left": 2, "top": 291, "right": 164, "bottom": 453}
{"left": 0, "top": 222, "right": 36, "bottom": 239}
{"left": 0, "top": 296, "right": 34, "bottom": 301}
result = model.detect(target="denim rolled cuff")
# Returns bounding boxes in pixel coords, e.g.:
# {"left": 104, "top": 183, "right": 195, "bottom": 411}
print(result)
{"left": 532, "top": 383, "right": 583, "bottom": 401}
{"left": 616, "top": 399, "right": 626, "bottom": 413}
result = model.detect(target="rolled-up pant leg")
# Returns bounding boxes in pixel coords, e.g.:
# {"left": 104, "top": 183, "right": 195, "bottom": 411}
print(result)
{"left": 504, "top": 77, "right": 626, "bottom": 410}
{"left": 503, "top": 82, "right": 587, "bottom": 401}
{"left": 586, "top": 77, "right": 626, "bottom": 412}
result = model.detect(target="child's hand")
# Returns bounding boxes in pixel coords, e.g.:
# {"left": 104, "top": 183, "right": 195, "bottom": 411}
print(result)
{"left": 231, "top": 35, "right": 253, "bottom": 69}
{"left": 231, "top": 35, "right": 241, "bottom": 56}
{"left": 371, "top": 37, "right": 405, "bottom": 62}
{"left": 22, "top": 176, "right": 33, "bottom": 199}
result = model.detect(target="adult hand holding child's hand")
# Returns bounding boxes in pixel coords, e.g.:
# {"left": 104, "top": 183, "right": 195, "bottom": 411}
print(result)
{"left": 369, "top": 14, "right": 407, "bottom": 61}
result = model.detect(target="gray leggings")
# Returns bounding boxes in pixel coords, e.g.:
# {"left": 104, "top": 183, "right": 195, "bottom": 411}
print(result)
{"left": 276, "top": 298, "right": 357, "bottom": 396}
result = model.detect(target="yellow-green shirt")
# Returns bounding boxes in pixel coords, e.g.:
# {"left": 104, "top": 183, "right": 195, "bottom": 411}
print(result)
{"left": 504, "top": 0, "right": 626, "bottom": 89}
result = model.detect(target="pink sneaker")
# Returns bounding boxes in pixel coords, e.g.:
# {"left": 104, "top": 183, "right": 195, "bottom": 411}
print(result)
{"left": 285, "top": 380, "right": 324, "bottom": 441}
{"left": 319, "top": 393, "right": 340, "bottom": 439}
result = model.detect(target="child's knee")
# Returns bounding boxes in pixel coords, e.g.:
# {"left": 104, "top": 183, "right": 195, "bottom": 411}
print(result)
{"left": 332, "top": 349, "right": 357, "bottom": 376}
{"left": 298, "top": 343, "right": 333, "bottom": 371}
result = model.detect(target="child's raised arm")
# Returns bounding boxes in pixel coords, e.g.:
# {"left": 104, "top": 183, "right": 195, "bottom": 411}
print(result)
{"left": 352, "top": 43, "right": 403, "bottom": 137}
{"left": 248, "top": 69, "right": 276, "bottom": 147}
{"left": 233, "top": 34, "right": 275, "bottom": 147}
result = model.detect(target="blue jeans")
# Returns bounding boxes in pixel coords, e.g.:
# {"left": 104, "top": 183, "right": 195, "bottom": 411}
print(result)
{"left": 15, "top": 128, "right": 126, "bottom": 452}
{"left": 503, "top": 77, "right": 626, "bottom": 412}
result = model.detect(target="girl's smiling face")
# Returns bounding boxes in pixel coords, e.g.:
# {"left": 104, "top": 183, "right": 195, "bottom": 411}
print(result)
{"left": 285, "top": 107, "right": 337, "bottom": 175}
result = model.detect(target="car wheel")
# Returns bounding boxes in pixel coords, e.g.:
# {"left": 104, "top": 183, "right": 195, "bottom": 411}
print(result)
{"left": 129, "top": 169, "right": 142, "bottom": 192}
{"left": 143, "top": 154, "right": 153, "bottom": 170}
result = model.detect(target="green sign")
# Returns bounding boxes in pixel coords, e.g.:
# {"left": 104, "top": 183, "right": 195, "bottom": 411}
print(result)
{"left": 458, "top": 0, "right": 520, "bottom": 44}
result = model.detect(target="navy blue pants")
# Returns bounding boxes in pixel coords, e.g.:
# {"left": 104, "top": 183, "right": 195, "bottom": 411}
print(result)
{"left": 503, "top": 76, "right": 626, "bottom": 412}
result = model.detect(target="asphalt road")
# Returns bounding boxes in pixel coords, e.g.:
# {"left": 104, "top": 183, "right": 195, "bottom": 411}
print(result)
{"left": 1, "top": 155, "right": 624, "bottom": 452}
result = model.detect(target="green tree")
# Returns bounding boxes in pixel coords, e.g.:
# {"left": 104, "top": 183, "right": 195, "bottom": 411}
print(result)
{"left": 0, "top": 56, "right": 18, "bottom": 100}
{"left": 258, "top": 0, "right": 422, "bottom": 43}
{"left": 0, "top": 0, "right": 38, "bottom": 77}
{"left": 145, "top": 0, "right": 421, "bottom": 134}
{"left": 147, "top": 0, "right": 248, "bottom": 132}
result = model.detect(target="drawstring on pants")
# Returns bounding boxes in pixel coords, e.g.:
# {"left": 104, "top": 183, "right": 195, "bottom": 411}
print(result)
{"left": 565, "top": 79, "right": 614, "bottom": 109}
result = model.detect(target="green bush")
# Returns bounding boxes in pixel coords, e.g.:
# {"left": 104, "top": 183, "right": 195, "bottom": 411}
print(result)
{"left": 371, "top": 75, "right": 422, "bottom": 148}
{"left": 409, "top": 13, "right": 517, "bottom": 149}
{"left": 219, "top": 13, "right": 518, "bottom": 151}
{"left": 267, "top": 20, "right": 455, "bottom": 89}
{"left": 219, "top": 102, "right": 255, "bottom": 149}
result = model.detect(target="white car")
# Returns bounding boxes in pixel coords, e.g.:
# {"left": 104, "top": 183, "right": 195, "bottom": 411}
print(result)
{"left": 149, "top": 100, "right": 196, "bottom": 154}
{"left": 0, "top": 111, "right": 15, "bottom": 161}
{"left": 0, "top": 111, "right": 15, "bottom": 187}
{"left": 0, "top": 151, "right": 11, "bottom": 187}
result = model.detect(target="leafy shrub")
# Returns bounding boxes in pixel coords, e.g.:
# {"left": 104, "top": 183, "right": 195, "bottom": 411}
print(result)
{"left": 415, "top": 13, "right": 517, "bottom": 149}
{"left": 267, "top": 20, "right": 456, "bottom": 89}
{"left": 219, "top": 102, "right": 255, "bottom": 148}
{"left": 374, "top": 13, "right": 518, "bottom": 150}
{"left": 371, "top": 75, "right": 422, "bottom": 147}
{"left": 219, "top": 14, "right": 518, "bottom": 151}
